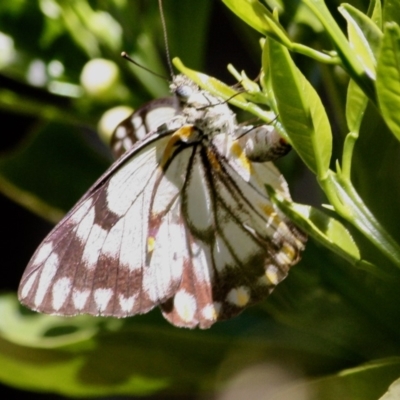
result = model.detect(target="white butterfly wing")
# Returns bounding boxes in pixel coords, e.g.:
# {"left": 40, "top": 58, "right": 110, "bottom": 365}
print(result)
{"left": 160, "top": 133, "right": 305, "bottom": 328}
{"left": 19, "top": 74, "right": 307, "bottom": 329}
{"left": 19, "top": 132, "right": 179, "bottom": 316}
{"left": 18, "top": 122, "right": 305, "bottom": 328}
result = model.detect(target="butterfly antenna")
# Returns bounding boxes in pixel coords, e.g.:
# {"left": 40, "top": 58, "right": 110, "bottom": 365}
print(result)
{"left": 235, "top": 116, "right": 279, "bottom": 140}
{"left": 197, "top": 91, "right": 248, "bottom": 110}
{"left": 121, "top": 52, "right": 168, "bottom": 80}
{"left": 158, "top": 0, "right": 174, "bottom": 79}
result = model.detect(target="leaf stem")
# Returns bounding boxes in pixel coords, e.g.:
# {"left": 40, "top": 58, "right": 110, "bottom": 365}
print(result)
{"left": 320, "top": 171, "right": 400, "bottom": 268}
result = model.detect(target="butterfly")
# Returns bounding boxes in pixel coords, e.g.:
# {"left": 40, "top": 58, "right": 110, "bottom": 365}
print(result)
{"left": 18, "top": 74, "right": 306, "bottom": 328}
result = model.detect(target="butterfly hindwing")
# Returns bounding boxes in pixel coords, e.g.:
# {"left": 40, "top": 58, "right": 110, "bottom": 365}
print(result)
{"left": 159, "top": 130, "right": 304, "bottom": 328}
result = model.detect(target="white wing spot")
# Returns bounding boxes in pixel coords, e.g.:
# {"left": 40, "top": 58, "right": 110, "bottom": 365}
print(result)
{"left": 120, "top": 200, "right": 147, "bottom": 271}
{"left": 134, "top": 124, "right": 147, "bottom": 140}
{"left": 226, "top": 286, "right": 251, "bottom": 307}
{"left": 185, "top": 160, "right": 213, "bottom": 232}
{"left": 70, "top": 198, "right": 93, "bottom": 224}
{"left": 114, "top": 125, "right": 127, "bottom": 139}
{"left": 144, "top": 217, "right": 184, "bottom": 301}
{"left": 191, "top": 240, "right": 214, "bottom": 284}
{"left": 118, "top": 294, "right": 137, "bottom": 313}
{"left": 266, "top": 265, "right": 280, "bottom": 285}
{"left": 82, "top": 224, "right": 108, "bottom": 268}
{"left": 102, "top": 218, "right": 123, "bottom": 259}
{"left": 32, "top": 242, "right": 53, "bottom": 265}
{"left": 274, "top": 252, "right": 288, "bottom": 265}
{"left": 174, "top": 290, "right": 197, "bottom": 323}
{"left": 94, "top": 288, "right": 113, "bottom": 313}
{"left": 122, "top": 137, "right": 133, "bottom": 151}
{"left": 34, "top": 253, "right": 59, "bottom": 307}
{"left": 52, "top": 277, "right": 72, "bottom": 310}
{"left": 20, "top": 270, "right": 39, "bottom": 299}
{"left": 72, "top": 289, "right": 90, "bottom": 310}
{"left": 107, "top": 144, "right": 157, "bottom": 217}
{"left": 131, "top": 115, "right": 142, "bottom": 130}
{"left": 202, "top": 303, "right": 221, "bottom": 321}
{"left": 75, "top": 205, "right": 95, "bottom": 241}
{"left": 145, "top": 107, "right": 177, "bottom": 133}
{"left": 114, "top": 141, "right": 122, "bottom": 153}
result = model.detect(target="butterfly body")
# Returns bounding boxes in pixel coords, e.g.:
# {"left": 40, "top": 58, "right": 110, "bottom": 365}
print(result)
{"left": 19, "top": 74, "right": 306, "bottom": 328}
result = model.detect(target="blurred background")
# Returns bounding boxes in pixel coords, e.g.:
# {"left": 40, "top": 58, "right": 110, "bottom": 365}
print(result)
{"left": 1, "top": 0, "right": 400, "bottom": 399}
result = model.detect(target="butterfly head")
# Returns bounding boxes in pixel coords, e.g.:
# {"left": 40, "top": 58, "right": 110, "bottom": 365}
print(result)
{"left": 170, "top": 75, "right": 236, "bottom": 137}
{"left": 172, "top": 76, "right": 195, "bottom": 101}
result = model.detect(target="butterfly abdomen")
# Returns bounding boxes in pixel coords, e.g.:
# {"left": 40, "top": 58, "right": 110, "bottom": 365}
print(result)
{"left": 237, "top": 125, "right": 291, "bottom": 162}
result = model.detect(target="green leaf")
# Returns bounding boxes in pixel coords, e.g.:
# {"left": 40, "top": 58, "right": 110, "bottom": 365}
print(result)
{"left": 59, "top": 2, "right": 101, "bottom": 58}
{"left": 376, "top": 22, "right": 400, "bottom": 142}
{"left": 302, "top": 0, "right": 376, "bottom": 101}
{"left": 173, "top": 58, "right": 275, "bottom": 122}
{"left": 0, "top": 293, "right": 353, "bottom": 398}
{"left": 0, "top": 296, "right": 212, "bottom": 397}
{"left": 322, "top": 171, "right": 400, "bottom": 270}
{"left": 379, "top": 377, "right": 400, "bottom": 400}
{"left": 227, "top": 63, "right": 272, "bottom": 106}
{"left": 0, "top": 294, "right": 117, "bottom": 348}
{"left": 271, "top": 358, "right": 400, "bottom": 400}
{"left": 74, "top": 4, "right": 122, "bottom": 52}
{"left": 368, "top": 0, "right": 382, "bottom": 30}
{"left": 0, "top": 333, "right": 169, "bottom": 397}
{"left": 275, "top": 196, "right": 360, "bottom": 260}
{"left": 349, "top": 102, "right": 400, "bottom": 253}
{"left": 339, "top": 4, "right": 383, "bottom": 79}
{"left": 222, "top": 0, "right": 333, "bottom": 64}
{"left": 267, "top": 185, "right": 387, "bottom": 280}
{"left": 346, "top": 79, "right": 368, "bottom": 134}
{"left": 221, "top": 0, "right": 292, "bottom": 47}
{"left": 266, "top": 37, "right": 332, "bottom": 177}
{"left": 383, "top": 0, "right": 400, "bottom": 26}
{"left": 343, "top": 3, "right": 383, "bottom": 56}
{"left": 343, "top": 79, "right": 368, "bottom": 179}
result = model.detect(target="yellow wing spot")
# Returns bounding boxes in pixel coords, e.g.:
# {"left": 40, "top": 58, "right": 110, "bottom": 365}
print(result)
{"left": 227, "top": 286, "right": 250, "bottom": 307}
{"left": 147, "top": 236, "right": 155, "bottom": 252}
{"left": 160, "top": 125, "right": 196, "bottom": 168}
{"left": 207, "top": 148, "right": 221, "bottom": 171}
{"left": 176, "top": 125, "right": 195, "bottom": 140}
{"left": 282, "top": 242, "right": 296, "bottom": 259}
{"left": 230, "top": 141, "right": 253, "bottom": 174}
{"left": 259, "top": 203, "right": 281, "bottom": 227}
{"left": 275, "top": 242, "right": 296, "bottom": 265}
{"left": 260, "top": 204, "right": 275, "bottom": 217}
{"left": 265, "top": 265, "right": 280, "bottom": 285}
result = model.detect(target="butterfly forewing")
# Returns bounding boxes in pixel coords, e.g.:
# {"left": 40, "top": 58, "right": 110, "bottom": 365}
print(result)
{"left": 19, "top": 75, "right": 306, "bottom": 328}
{"left": 20, "top": 132, "right": 175, "bottom": 317}
{"left": 111, "top": 96, "right": 180, "bottom": 158}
